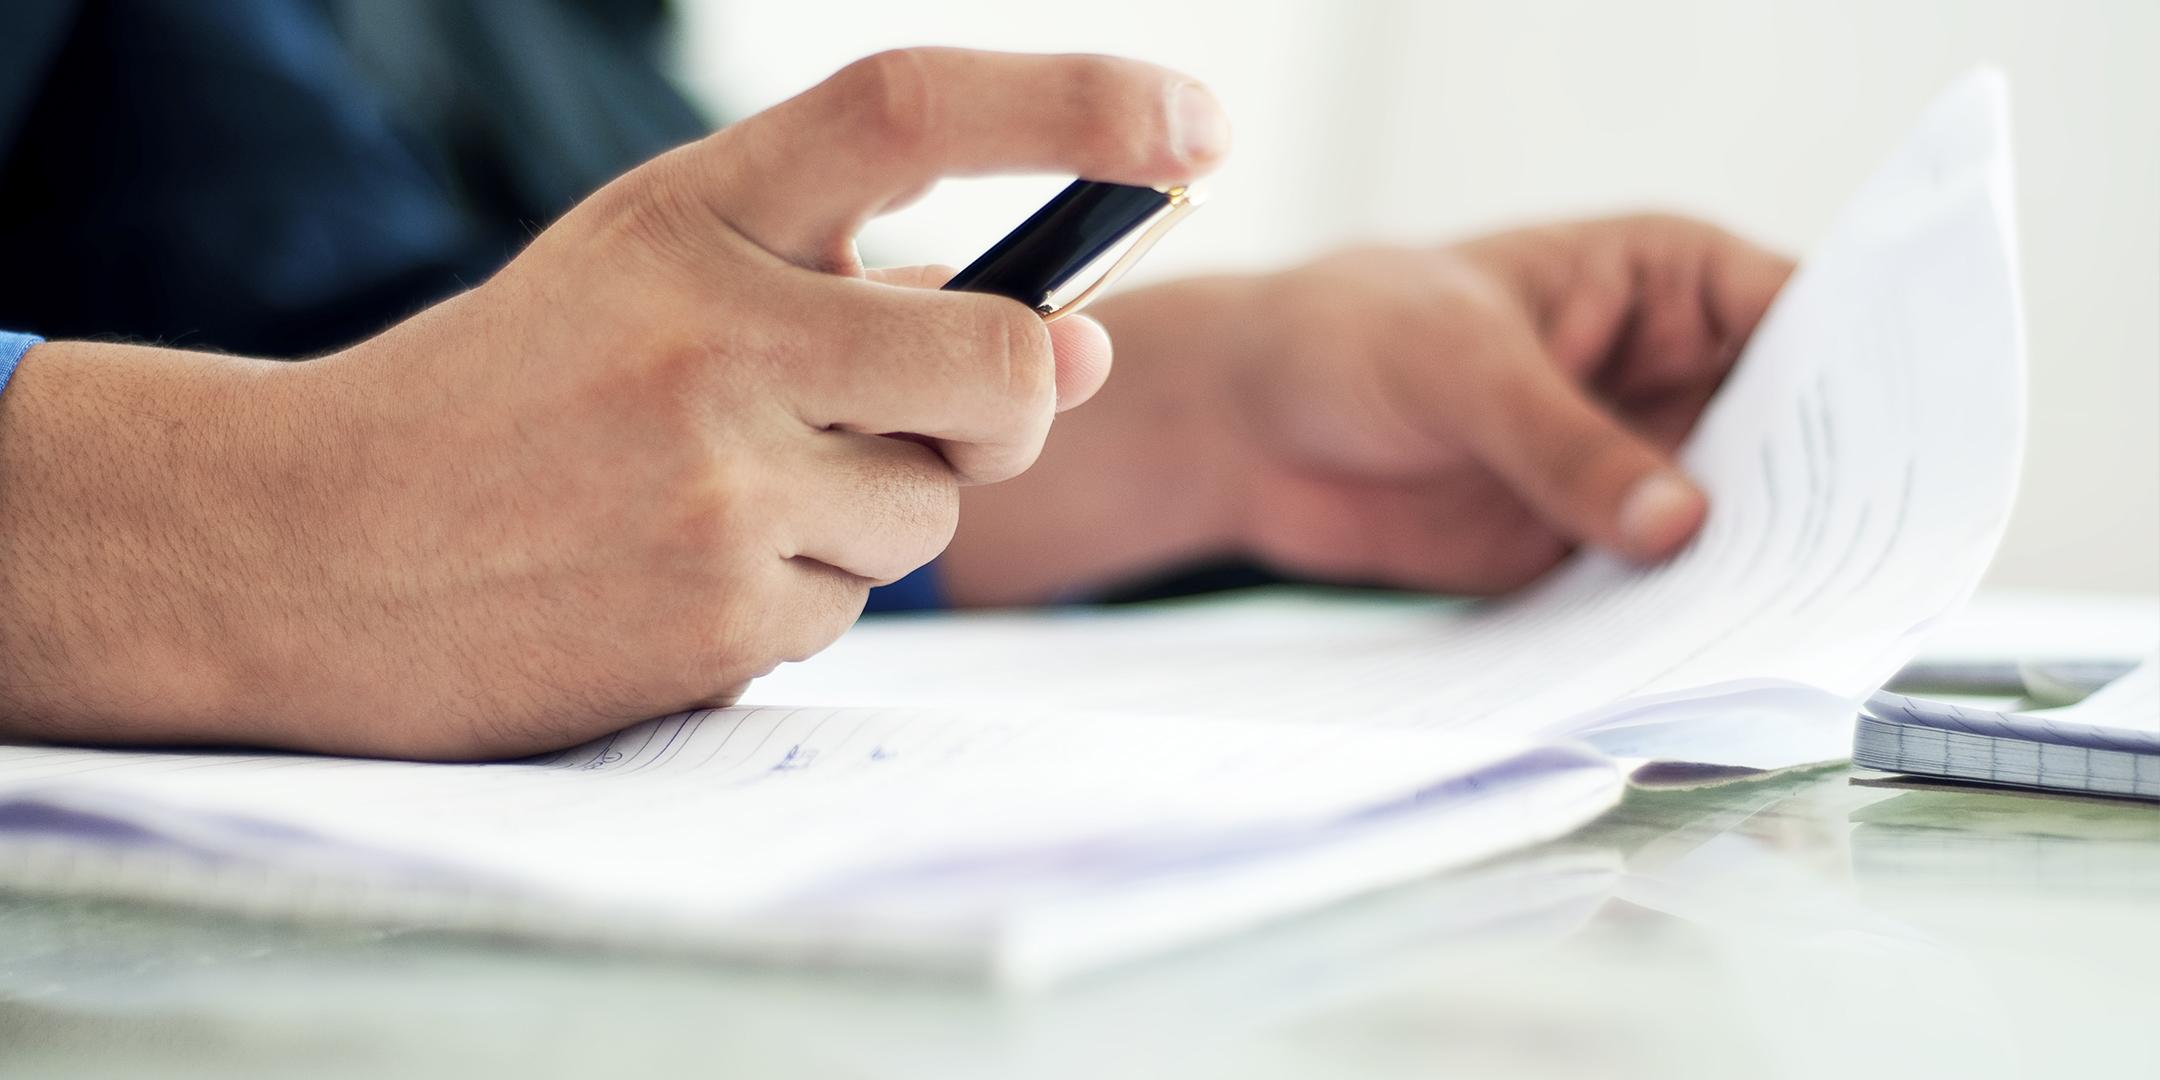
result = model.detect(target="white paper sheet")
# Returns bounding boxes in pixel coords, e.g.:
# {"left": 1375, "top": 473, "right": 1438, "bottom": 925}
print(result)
{"left": 0, "top": 706, "right": 1619, "bottom": 984}
{"left": 755, "top": 69, "right": 2029, "bottom": 770}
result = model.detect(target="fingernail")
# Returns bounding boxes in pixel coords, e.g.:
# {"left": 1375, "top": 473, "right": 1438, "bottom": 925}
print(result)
{"left": 1619, "top": 471, "right": 1703, "bottom": 559}
{"left": 1171, "top": 83, "right": 1231, "bottom": 165}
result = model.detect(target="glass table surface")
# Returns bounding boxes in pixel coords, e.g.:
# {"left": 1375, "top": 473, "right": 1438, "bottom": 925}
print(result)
{"left": 3, "top": 758, "right": 2153, "bottom": 1079}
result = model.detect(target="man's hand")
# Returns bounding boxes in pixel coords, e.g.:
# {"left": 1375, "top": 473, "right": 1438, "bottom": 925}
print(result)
{"left": 0, "top": 49, "right": 1229, "bottom": 758}
{"left": 940, "top": 215, "right": 1792, "bottom": 604}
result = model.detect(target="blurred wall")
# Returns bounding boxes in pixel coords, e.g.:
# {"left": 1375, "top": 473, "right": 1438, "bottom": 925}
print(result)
{"left": 675, "top": 0, "right": 2160, "bottom": 592}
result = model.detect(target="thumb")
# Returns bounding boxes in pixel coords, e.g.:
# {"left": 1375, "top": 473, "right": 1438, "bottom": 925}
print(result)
{"left": 1045, "top": 314, "right": 1113, "bottom": 412}
{"left": 1466, "top": 357, "right": 1707, "bottom": 562}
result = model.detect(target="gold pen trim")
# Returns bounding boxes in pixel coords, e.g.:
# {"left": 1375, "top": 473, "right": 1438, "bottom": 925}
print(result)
{"left": 1039, "top": 186, "right": 1203, "bottom": 323}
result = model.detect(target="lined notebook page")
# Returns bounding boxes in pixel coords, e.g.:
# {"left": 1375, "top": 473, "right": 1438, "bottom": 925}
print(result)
{"left": 754, "top": 71, "right": 2027, "bottom": 771}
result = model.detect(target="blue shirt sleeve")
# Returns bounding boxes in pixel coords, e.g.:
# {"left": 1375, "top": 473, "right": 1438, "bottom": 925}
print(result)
{"left": 862, "top": 561, "right": 945, "bottom": 614}
{"left": 0, "top": 330, "right": 39, "bottom": 402}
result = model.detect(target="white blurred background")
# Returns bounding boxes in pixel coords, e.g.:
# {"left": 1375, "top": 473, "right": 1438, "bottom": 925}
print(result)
{"left": 673, "top": 0, "right": 2158, "bottom": 593}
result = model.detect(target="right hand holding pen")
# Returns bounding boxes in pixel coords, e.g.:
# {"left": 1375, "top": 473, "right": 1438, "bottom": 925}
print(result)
{"left": 0, "top": 48, "right": 1229, "bottom": 758}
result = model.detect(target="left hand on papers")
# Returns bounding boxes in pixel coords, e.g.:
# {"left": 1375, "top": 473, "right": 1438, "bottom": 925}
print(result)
{"left": 939, "top": 214, "right": 1792, "bottom": 603}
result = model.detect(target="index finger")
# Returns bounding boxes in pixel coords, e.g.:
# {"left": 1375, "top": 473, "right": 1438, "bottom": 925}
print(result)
{"left": 701, "top": 48, "right": 1231, "bottom": 271}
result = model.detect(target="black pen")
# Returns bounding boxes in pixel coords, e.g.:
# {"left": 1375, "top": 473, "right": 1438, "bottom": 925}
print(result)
{"left": 942, "top": 180, "right": 1202, "bottom": 320}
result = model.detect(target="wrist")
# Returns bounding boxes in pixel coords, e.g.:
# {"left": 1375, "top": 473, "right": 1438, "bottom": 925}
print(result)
{"left": 1089, "top": 275, "right": 1262, "bottom": 551}
{"left": 1091, "top": 269, "right": 1311, "bottom": 565}
{"left": 938, "top": 273, "right": 1264, "bottom": 606}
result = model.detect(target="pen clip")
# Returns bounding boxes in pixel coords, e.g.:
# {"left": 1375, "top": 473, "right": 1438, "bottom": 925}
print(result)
{"left": 1038, "top": 187, "right": 1203, "bottom": 323}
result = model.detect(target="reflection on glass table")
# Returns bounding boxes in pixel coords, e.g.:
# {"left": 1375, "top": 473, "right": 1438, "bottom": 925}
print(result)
{"left": 4, "top": 759, "right": 2154, "bottom": 1080}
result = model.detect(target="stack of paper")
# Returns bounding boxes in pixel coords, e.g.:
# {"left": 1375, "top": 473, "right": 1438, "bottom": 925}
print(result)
{"left": 754, "top": 69, "right": 2030, "bottom": 774}
{"left": 0, "top": 71, "right": 2029, "bottom": 983}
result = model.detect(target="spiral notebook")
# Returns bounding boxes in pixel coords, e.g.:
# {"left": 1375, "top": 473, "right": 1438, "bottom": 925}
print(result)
{"left": 1857, "top": 658, "right": 2160, "bottom": 801}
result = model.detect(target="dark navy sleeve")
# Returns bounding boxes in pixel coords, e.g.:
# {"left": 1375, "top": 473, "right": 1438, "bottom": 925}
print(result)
{"left": 0, "top": 0, "right": 500, "bottom": 357}
{"left": 0, "top": 2, "right": 79, "bottom": 161}
{"left": 863, "top": 562, "right": 946, "bottom": 614}
{"left": 0, "top": 0, "right": 710, "bottom": 359}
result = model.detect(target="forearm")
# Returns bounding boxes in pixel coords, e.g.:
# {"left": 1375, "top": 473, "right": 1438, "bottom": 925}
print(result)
{"left": 939, "top": 274, "right": 1266, "bottom": 606}
{"left": 0, "top": 342, "right": 318, "bottom": 743}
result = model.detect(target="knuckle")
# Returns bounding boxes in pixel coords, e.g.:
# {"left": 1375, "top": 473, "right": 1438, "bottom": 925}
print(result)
{"left": 1429, "top": 254, "right": 1517, "bottom": 324}
{"left": 864, "top": 457, "right": 959, "bottom": 567}
{"left": 941, "top": 443, "right": 1006, "bottom": 487}
{"left": 886, "top": 452, "right": 962, "bottom": 570}
{"left": 602, "top": 147, "right": 724, "bottom": 268}
{"left": 1617, "top": 210, "right": 1691, "bottom": 234}
{"left": 640, "top": 327, "right": 725, "bottom": 402}
{"left": 848, "top": 443, "right": 960, "bottom": 575}
{"left": 1635, "top": 210, "right": 1713, "bottom": 241}
{"left": 1616, "top": 211, "right": 1724, "bottom": 273}
{"left": 834, "top": 49, "right": 941, "bottom": 158}
{"left": 673, "top": 457, "right": 763, "bottom": 555}
{"left": 955, "top": 302, "right": 1053, "bottom": 481}
{"left": 982, "top": 300, "right": 1056, "bottom": 414}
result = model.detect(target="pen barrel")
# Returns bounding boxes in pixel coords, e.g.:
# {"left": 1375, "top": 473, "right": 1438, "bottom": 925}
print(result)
{"left": 941, "top": 181, "right": 1173, "bottom": 310}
